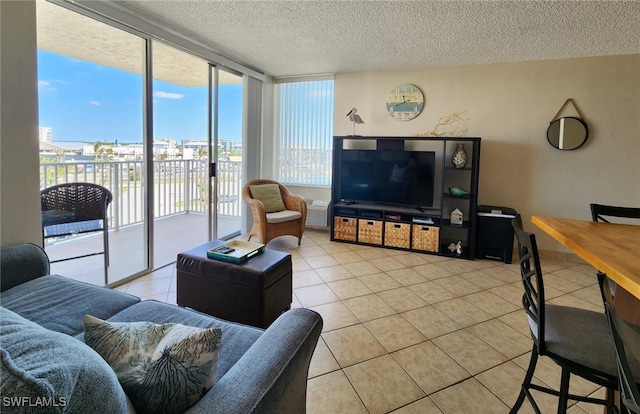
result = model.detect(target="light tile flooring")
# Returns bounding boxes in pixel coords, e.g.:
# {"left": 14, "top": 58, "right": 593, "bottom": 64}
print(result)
{"left": 116, "top": 229, "right": 609, "bottom": 414}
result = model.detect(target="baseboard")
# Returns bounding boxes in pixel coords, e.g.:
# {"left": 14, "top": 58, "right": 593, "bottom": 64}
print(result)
{"left": 310, "top": 230, "right": 587, "bottom": 265}
{"left": 531, "top": 248, "right": 587, "bottom": 265}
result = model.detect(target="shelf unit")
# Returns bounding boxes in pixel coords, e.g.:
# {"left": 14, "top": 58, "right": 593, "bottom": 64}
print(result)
{"left": 331, "top": 136, "right": 481, "bottom": 260}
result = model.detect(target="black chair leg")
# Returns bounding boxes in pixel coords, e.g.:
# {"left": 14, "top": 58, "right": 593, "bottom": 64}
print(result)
{"left": 511, "top": 348, "right": 539, "bottom": 413}
{"left": 606, "top": 388, "right": 621, "bottom": 414}
{"left": 557, "top": 368, "right": 571, "bottom": 414}
{"left": 103, "top": 225, "right": 109, "bottom": 285}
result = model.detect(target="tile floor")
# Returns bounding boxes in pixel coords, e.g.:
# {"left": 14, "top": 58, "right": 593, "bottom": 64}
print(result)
{"left": 116, "top": 229, "right": 609, "bottom": 414}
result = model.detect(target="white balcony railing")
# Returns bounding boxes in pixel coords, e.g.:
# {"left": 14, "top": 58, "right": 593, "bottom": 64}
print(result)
{"left": 40, "top": 160, "right": 242, "bottom": 231}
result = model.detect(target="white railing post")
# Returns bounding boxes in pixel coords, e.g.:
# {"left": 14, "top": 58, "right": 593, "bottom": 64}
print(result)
{"left": 113, "top": 163, "right": 120, "bottom": 231}
{"left": 185, "top": 159, "right": 191, "bottom": 213}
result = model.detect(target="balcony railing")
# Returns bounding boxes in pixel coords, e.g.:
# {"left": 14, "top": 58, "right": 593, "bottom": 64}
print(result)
{"left": 40, "top": 160, "right": 242, "bottom": 230}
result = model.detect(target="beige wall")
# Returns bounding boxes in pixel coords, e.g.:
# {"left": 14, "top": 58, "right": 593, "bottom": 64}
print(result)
{"left": 332, "top": 55, "right": 640, "bottom": 252}
{"left": 0, "top": 0, "right": 42, "bottom": 248}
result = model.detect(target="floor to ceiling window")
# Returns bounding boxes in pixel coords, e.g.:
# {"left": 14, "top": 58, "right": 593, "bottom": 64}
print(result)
{"left": 36, "top": 0, "right": 259, "bottom": 286}
{"left": 274, "top": 77, "right": 334, "bottom": 187}
{"left": 37, "top": 0, "right": 148, "bottom": 286}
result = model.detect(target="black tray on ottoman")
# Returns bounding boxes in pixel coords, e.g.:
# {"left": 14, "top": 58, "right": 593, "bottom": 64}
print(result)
{"left": 176, "top": 240, "right": 292, "bottom": 328}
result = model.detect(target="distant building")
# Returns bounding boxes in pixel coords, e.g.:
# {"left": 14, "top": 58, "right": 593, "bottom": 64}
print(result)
{"left": 182, "top": 139, "right": 241, "bottom": 159}
{"left": 183, "top": 140, "right": 208, "bottom": 157}
{"left": 39, "top": 141, "right": 90, "bottom": 162}
{"left": 39, "top": 127, "right": 52, "bottom": 142}
{"left": 113, "top": 143, "right": 143, "bottom": 160}
{"left": 153, "top": 139, "right": 179, "bottom": 158}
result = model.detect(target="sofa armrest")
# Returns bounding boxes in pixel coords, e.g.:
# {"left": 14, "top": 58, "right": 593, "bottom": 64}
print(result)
{"left": 1, "top": 244, "right": 50, "bottom": 292}
{"left": 186, "top": 308, "right": 323, "bottom": 414}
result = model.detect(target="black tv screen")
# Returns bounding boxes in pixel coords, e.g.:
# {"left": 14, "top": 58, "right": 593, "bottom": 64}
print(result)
{"left": 339, "top": 149, "right": 436, "bottom": 208}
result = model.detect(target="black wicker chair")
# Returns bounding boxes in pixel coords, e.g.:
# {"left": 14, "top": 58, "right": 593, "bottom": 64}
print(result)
{"left": 510, "top": 215, "right": 619, "bottom": 414}
{"left": 41, "top": 183, "right": 112, "bottom": 283}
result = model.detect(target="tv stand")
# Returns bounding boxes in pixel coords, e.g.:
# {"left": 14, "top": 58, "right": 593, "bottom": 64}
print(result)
{"left": 331, "top": 136, "right": 481, "bottom": 260}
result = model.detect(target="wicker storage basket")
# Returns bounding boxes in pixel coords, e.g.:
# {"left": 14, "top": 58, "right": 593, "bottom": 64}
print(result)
{"left": 358, "top": 219, "right": 383, "bottom": 245}
{"left": 412, "top": 224, "right": 440, "bottom": 252}
{"left": 334, "top": 216, "right": 357, "bottom": 241}
{"left": 384, "top": 222, "right": 411, "bottom": 248}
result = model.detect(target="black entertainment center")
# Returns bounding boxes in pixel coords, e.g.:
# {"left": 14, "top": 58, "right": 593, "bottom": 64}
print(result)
{"left": 331, "top": 136, "right": 481, "bottom": 260}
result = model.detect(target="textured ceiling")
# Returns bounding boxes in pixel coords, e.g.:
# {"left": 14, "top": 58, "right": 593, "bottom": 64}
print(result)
{"left": 37, "top": 0, "right": 236, "bottom": 86}
{"left": 115, "top": 0, "right": 640, "bottom": 77}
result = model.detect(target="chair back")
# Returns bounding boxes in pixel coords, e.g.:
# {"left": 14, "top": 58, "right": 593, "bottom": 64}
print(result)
{"left": 512, "top": 216, "right": 547, "bottom": 353}
{"left": 242, "top": 179, "right": 292, "bottom": 205}
{"left": 590, "top": 204, "right": 640, "bottom": 224}
{"left": 601, "top": 280, "right": 640, "bottom": 413}
{"left": 41, "top": 182, "right": 112, "bottom": 222}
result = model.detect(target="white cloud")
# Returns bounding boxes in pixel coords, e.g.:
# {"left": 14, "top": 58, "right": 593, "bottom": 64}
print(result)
{"left": 38, "top": 80, "right": 57, "bottom": 92}
{"left": 89, "top": 101, "right": 101, "bottom": 106}
{"left": 154, "top": 91, "right": 184, "bottom": 100}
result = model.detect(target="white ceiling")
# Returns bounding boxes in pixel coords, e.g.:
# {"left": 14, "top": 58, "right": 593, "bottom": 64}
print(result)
{"left": 115, "top": 0, "right": 640, "bottom": 78}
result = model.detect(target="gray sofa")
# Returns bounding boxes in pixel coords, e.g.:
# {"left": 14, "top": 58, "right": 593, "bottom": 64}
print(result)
{"left": 0, "top": 243, "right": 322, "bottom": 413}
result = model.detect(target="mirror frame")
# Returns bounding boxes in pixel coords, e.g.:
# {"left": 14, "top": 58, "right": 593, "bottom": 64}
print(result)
{"left": 546, "top": 116, "right": 589, "bottom": 151}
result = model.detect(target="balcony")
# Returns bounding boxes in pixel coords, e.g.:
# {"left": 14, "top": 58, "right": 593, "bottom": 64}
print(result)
{"left": 41, "top": 159, "right": 242, "bottom": 224}
{"left": 40, "top": 159, "right": 243, "bottom": 286}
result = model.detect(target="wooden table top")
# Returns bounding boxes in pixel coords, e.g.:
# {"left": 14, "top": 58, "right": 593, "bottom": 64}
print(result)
{"left": 532, "top": 215, "right": 640, "bottom": 300}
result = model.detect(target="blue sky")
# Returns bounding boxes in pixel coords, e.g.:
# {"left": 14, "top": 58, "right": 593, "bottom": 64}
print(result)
{"left": 37, "top": 50, "right": 242, "bottom": 144}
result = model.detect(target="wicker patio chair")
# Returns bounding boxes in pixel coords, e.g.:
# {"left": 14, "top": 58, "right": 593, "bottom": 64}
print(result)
{"left": 41, "top": 182, "right": 113, "bottom": 283}
{"left": 242, "top": 179, "right": 307, "bottom": 245}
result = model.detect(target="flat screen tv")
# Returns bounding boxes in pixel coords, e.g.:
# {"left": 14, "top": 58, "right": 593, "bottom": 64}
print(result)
{"left": 339, "top": 149, "right": 436, "bottom": 209}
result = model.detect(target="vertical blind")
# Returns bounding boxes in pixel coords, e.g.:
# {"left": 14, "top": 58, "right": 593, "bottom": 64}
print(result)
{"left": 275, "top": 79, "right": 334, "bottom": 186}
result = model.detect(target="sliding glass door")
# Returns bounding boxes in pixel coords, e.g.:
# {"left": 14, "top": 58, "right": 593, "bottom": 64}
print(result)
{"left": 36, "top": 0, "right": 254, "bottom": 286}
{"left": 149, "top": 47, "right": 244, "bottom": 266}
{"left": 151, "top": 41, "right": 210, "bottom": 268}
{"left": 37, "top": 0, "right": 148, "bottom": 285}
{"left": 212, "top": 68, "right": 243, "bottom": 240}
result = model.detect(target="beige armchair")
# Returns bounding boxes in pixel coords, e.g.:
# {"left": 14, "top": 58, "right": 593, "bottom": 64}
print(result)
{"left": 242, "top": 179, "right": 307, "bottom": 245}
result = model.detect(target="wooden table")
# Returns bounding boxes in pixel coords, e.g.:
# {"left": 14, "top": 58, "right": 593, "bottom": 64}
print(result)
{"left": 532, "top": 214, "right": 640, "bottom": 333}
{"left": 531, "top": 215, "right": 640, "bottom": 300}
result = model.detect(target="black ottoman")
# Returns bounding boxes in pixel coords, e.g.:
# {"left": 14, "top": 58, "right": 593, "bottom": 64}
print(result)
{"left": 176, "top": 241, "right": 292, "bottom": 328}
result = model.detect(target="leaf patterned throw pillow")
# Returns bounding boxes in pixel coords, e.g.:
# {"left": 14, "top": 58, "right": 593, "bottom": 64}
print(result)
{"left": 84, "top": 315, "right": 222, "bottom": 414}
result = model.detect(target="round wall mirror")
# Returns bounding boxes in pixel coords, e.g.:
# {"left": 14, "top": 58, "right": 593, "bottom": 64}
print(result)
{"left": 547, "top": 117, "right": 589, "bottom": 150}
